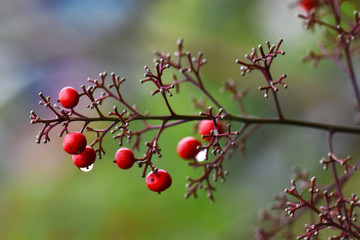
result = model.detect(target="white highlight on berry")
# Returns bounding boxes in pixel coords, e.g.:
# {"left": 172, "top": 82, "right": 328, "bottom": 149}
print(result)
{"left": 196, "top": 149, "right": 207, "bottom": 162}
{"left": 80, "top": 164, "right": 94, "bottom": 172}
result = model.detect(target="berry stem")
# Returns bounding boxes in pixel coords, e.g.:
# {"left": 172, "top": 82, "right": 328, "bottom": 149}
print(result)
{"left": 330, "top": 0, "right": 341, "bottom": 26}
{"left": 327, "top": 130, "right": 349, "bottom": 230}
{"left": 34, "top": 112, "right": 360, "bottom": 142}
{"left": 343, "top": 41, "right": 360, "bottom": 111}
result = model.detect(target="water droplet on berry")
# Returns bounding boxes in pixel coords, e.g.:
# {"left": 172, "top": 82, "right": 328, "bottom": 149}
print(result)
{"left": 196, "top": 149, "right": 207, "bottom": 162}
{"left": 80, "top": 164, "right": 94, "bottom": 172}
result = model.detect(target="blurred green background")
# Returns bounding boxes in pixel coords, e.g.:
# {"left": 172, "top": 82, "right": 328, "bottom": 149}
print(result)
{"left": 1, "top": 0, "right": 360, "bottom": 239}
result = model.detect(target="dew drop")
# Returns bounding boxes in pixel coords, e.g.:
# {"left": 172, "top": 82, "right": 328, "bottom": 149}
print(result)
{"left": 196, "top": 150, "right": 207, "bottom": 162}
{"left": 80, "top": 164, "right": 94, "bottom": 172}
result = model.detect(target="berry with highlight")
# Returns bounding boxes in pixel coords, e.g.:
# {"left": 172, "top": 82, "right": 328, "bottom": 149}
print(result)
{"left": 298, "top": 0, "right": 318, "bottom": 12}
{"left": 114, "top": 147, "right": 135, "bottom": 169}
{"left": 58, "top": 86, "right": 80, "bottom": 109}
{"left": 177, "top": 136, "right": 202, "bottom": 160}
{"left": 198, "top": 120, "right": 223, "bottom": 141}
{"left": 63, "top": 132, "right": 87, "bottom": 154}
{"left": 72, "top": 146, "right": 96, "bottom": 169}
{"left": 146, "top": 169, "right": 172, "bottom": 193}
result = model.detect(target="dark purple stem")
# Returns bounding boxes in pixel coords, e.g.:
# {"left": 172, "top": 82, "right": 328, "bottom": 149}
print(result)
{"left": 328, "top": 130, "right": 349, "bottom": 227}
{"left": 343, "top": 42, "right": 360, "bottom": 110}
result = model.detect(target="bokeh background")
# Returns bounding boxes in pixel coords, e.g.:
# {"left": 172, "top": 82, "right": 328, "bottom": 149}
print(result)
{"left": 1, "top": 0, "right": 360, "bottom": 239}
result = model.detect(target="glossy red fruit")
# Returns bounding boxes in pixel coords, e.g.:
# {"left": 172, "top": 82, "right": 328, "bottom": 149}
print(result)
{"left": 72, "top": 146, "right": 96, "bottom": 168}
{"left": 298, "top": 0, "right": 318, "bottom": 12}
{"left": 58, "top": 86, "right": 79, "bottom": 109}
{"left": 63, "top": 132, "right": 87, "bottom": 154}
{"left": 198, "top": 119, "right": 223, "bottom": 141}
{"left": 114, "top": 147, "right": 135, "bottom": 169}
{"left": 146, "top": 169, "right": 172, "bottom": 193}
{"left": 177, "top": 136, "right": 202, "bottom": 160}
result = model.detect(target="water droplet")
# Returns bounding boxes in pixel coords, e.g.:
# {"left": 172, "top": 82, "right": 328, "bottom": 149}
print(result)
{"left": 80, "top": 164, "right": 94, "bottom": 172}
{"left": 196, "top": 150, "right": 207, "bottom": 162}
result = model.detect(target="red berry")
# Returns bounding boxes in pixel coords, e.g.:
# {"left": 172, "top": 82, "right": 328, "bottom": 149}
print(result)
{"left": 63, "top": 132, "right": 87, "bottom": 154}
{"left": 146, "top": 169, "right": 172, "bottom": 193}
{"left": 114, "top": 147, "right": 135, "bottom": 169}
{"left": 198, "top": 119, "right": 223, "bottom": 141}
{"left": 298, "top": 0, "right": 318, "bottom": 12}
{"left": 72, "top": 146, "right": 96, "bottom": 168}
{"left": 58, "top": 86, "right": 79, "bottom": 109}
{"left": 177, "top": 136, "right": 202, "bottom": 160}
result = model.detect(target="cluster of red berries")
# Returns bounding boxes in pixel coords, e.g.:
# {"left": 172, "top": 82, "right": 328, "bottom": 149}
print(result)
{"left": 177, "top": 119, "right": 223, "bottom": 160}
{"left": 59, "top": 86, "right": 172, "bottom": 193}
{"left": 54, "top": 87, "right": 222, "bottom": 194}
{"left": 59, "top": 87, "right": 97, "bottom": 170}
{"left": 63, "top": 131, "right": 96, "bottom": 169}
{"left": 114, "top": 147, "right": 172, "bottom": 193}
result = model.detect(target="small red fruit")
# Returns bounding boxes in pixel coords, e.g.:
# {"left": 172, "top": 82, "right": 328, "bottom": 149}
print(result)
{"left": 58, "top": 86, "right": 80, "bottom": 109}
{"left": 146, "top": 169, "right": 172, "bottom": 193}
{"left": 72, "top": 146, "right": 96, "bottom": 168}
{"left": 63, "top": 132, "right": 87, "bottom": 154}
{"left": 298, "top": 0, "right": 318, "bottom": 12}
{"left": 114, "top": 147, "right": 135, "bottom": 169}
{"left": 177, "top": 136, "right": 202, "bottom": 160}
{"left": 198, "top": 119, "right": 223, "bottom": 141}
